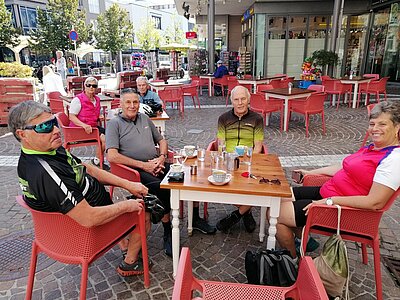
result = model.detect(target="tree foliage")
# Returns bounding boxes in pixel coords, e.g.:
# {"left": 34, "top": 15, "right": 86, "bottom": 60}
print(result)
{"left": 164, "top": 14, "right": 184, "bottom": 44}
{"left": 0, "top": 0, "right": 20, "bottom": 47}
{"left": 29, "top": 0, "right": 92, "bottom": 55}
{"left": 94, "top": 4, "right": 133, "bottom": 55}
{"left": 136, "top": 18, "right": 162, "bottom": 51}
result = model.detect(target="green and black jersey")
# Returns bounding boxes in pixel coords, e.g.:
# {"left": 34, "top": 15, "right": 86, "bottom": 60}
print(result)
{"left": 18, "top": 147, "right": 111, "bottom": 214}
{"left": 217, "top": 109, "right": 264, "bottom": 152}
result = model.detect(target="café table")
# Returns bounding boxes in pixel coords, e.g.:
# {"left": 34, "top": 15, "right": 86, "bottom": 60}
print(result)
{"left": 160, "top": 153, "right": 292, "bottom": 276}
{"left": 264, "top": 88, "right": 313, "bottom": 131}
{"left": 339, "top": 76, "right": 371, "bottom": 108}
{"left": 199, "top": 74, "right": 215, "bottom": 97}
{"left": 60, "top": 94, "right": 114, "bottom": 127}
{"left": 149, "top": 81, "right": 183, "bottom": 94}
{"left": 150, "top": 111, "right": 170, "bottom": 136}
{"left": 238, "top": 75, "right": 287, "bottom": 92}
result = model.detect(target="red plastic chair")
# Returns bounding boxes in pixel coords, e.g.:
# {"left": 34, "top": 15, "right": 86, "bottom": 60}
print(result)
{"left": 287, "top": 92, "right": 326, "bottom": 137}
{"left": 17, "top": 195, "right": 150, "bottom": 300}
{"left": 322, "top": 79, "right": 352, "bottom": 109}
{"left": 301, "top": 182, "right": 400, "bottom": 300}
{"left": 182, "top": 81, "right": 201, "bottom": 108}
{"left": 250, "top": 93, "right": 284, "bottom": 130}
{"left": 279, "top": 77, "right": 295, "bottom": 88}
{"left": 269, "top": 78, "right": 283, "bottom": 89}
{"left": 307, "top": 85, "right": 325, "bottom": 92}
{"left": 56, "top": 112, "right": 104, "bottom": 168}
{"left": 226, "top": 77, "right": 239, "bottom": 106}
{"left": 47, "top": 92, "right": 65, "bottom": 114}
{"left": 159, "top": 88, "right": 184, "bottom": 115}
{"left": 357, "top": 77, "right": 389, "bottom": 107}
{"left": 191, "top": 76, "right": 209, "bottom": 95}
{"left": 363, "top": 74, "right": 379, "bottom": 80}
{"left": 172, "top": 247, "right": 328, "bottom": 300}
{"left": 213, "top": 75, "right": 229, "bottom": 97}
{"left": 360, "top": 104, "right": 376, "bottom": 147}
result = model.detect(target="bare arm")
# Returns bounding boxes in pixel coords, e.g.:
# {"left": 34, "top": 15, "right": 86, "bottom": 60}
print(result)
{"left": 69, "top": 114, "right": 93, "bottom": 134}
{"left": 253, "top": 140, "right": 263, "bottom": 154}
{"left": 84, "top": 162, "right": 148, "bottom": 197}
{"left": 67, "top": 198, "right": 144, "bottom": 228}
{"left": 296, "top": 164, "right": 342, "bottom": 177}
{"left": 107, "top": 148, "right": 159, "bottom": 176}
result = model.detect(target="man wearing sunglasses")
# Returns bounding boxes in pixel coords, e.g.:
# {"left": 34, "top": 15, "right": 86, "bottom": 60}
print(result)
{"left": 9, "top": 100, "right": 150, "bottom": 277}
{"left": 68, "top": 76, "right": 107, "bottom": 170}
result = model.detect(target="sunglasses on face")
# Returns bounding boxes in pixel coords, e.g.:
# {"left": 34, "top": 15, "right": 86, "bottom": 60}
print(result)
{"left": 24, "top": 117, "right": 58, "bottom": 134}
{"left": 259, "top": 177, "right": 281, "bottom": 185}
{"left": 85, "top": 83, "right": 98, "bottom": 88}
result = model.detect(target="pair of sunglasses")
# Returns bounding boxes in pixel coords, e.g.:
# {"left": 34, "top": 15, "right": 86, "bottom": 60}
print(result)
{"left": 259, "top": 177, "right": 281, "bottom": 185}
{"left": 85, "top": 83, "right": 98, "bottom": 88}
{"left": 24, "top": 117, "right": 58, "bottom": 134}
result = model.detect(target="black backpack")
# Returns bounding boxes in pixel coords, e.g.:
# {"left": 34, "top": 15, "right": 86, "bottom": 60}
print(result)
{"left": 245, "top": 249, "right": 298, "bottom": 287}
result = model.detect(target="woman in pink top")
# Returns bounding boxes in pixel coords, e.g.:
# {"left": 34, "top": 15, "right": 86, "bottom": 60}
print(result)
{"left": 68, "top": 77, "right": 107, "bottom": 169}
{"left": 276, "top": 101, "right": 400, "bottom": 258}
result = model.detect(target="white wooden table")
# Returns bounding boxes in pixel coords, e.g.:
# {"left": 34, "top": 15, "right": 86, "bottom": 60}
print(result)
{"left": 199, "top": 75, "right": 215, "bottom": 97}
{"left": 339, "top": 77, "right": 371, "bottom": 108}
{"left": 149, "top": 82, "right": 183, "bottom": 94}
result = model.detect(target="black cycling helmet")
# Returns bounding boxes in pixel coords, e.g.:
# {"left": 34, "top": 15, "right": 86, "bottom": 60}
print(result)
{"left": 143, "top": 193, "right": 165, "bottom": 224}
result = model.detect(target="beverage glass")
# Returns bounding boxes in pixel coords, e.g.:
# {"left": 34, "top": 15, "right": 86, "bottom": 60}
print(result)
{"left": 197, "top": 145, "right": 206, "bottom": 162}
{"left": 226, "top": 152, "right": 238, "bottom": 173}
{"left": 243, "top": 147, "right": 253, "bottom": 166}
{"left": 218, "top": 140, "right": 226, "bottom": 155}
{"left": 174, "top": 149, "right": 186, "bottom": 165}
{"left": 210, "top": 151, "right": 218, "bottom": 170}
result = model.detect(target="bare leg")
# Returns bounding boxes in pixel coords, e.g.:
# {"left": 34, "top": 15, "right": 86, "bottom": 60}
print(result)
{"left": 238, "top": 205, "right": 251, "bottom": 214}
{"left": 125, "top": 213, "right": 151, "bottom": 264}
{"left": 97, "top": 134, "right": 106, "bottom": 161}
{"left": 275, "top": 201, "right": 297, "bottom": 258}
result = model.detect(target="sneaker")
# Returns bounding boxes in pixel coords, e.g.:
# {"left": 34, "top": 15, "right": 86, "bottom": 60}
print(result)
{"left": 295, "top": 236, "right": 320, "bottom": 255}
{"left": 216, "top": 210, "right": 242, "bottom": 233}
{"left": 117, "top": 259, "right": 145, "bottom": 276}
{"left": 163, "top": 235, "right": 172, "bottom": 257}
{"left": 193, "top": 217, "right": 217, "bottom": 235}
{"left": 242, "top": 211, "right": 256, "bottom": 233}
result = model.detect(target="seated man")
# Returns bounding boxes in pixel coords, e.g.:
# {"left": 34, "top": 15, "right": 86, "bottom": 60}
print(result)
{"left": 136, "top": 76, "right": 163, "bottom": 106}
{"left": 8, "top": 100, "right": 149, "bottom": 277}
{"left": 68, "top": 76, "right": 107, "bottom": 169}
{"left": 213, "top": 60, "right": 228, "bottom": 96}
{"left": 106, "top": 89, "right": 174, "bottom": 256}
{"left": 215, "top": 85, "right": 265, "bottom": 233}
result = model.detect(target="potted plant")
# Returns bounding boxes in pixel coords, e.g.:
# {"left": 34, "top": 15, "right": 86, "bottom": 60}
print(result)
{"left": 311, "top": 50, "right": 339, "bottom": 77}
{"left": 104, "top": 61, "right": 112, "bottom": 74}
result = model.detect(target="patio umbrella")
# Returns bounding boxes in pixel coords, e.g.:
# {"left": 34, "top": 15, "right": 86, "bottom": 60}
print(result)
{"left": 159, "top": 43, "right": 189, "bottom": 51}
{"left": 68, "top": 43, "right": 103, "bottom": 59}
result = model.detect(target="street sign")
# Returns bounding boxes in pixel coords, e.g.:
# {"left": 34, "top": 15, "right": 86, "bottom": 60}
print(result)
{"left": 69, "top": 30, "right": 79, "bottom": 41}
{"left": 185, "top": 32, "right": 197, "bottom": 39}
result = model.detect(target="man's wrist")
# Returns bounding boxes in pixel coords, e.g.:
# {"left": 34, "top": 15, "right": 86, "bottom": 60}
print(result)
{"left": 160, "top": 153, "right": 167, "bottom": 158}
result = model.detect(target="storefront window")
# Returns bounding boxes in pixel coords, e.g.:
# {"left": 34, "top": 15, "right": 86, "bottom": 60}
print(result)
{"left": 267, "top": 16, "right": 286, "bottom": 76}
{"left": 366, "top": 8, "right": 390, "bottom": 75}
{"left": 287, "top": 16, "right": 307, "bottom": 78}
{"left": 344, "top": 14, "right": 369, "bottom": 76}
{"left": 254, "top": 14, "right": 265, "bottom": 76}
{"left": 306, "top": 16, "right": 328, "bottom": 58}
{"left": 381, "top": 3, "right": 400, "bottom": 81}
{"left": 327, "top": 16, "right": 347, "bottom": 77}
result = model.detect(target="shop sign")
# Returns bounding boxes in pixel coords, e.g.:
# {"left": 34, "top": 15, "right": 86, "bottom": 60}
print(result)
{"left": 186, "top": 32, "right": 197, "bottom": 39}
{"left": 241, "top": 7, "right": 254, "bottom": 23}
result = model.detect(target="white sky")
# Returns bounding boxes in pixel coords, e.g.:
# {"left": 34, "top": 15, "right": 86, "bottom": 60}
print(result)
{"left": 116, "top": 0, "right": 176, "bottom": 5}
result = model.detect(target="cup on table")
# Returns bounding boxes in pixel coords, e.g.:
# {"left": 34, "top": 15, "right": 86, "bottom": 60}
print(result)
{"left": 197, "top": 144, "right": 205, "bottom": 162}
{"left": 243, "top": 147, "right": 253, "bottom": 166}
{"left": 171, "top": 163, "right": 183, "bottom": 172}
{"left": 235, "top": 145, "right": 246, "bottom": 156}
{"left": 212, "top": 169, "right": 227, "bottom": 183}
{"left": 184, "top": 145, "right": 196, "bottom": 157}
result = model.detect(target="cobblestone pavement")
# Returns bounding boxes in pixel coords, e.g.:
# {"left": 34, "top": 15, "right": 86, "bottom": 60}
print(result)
{"left": 0, "top": 89, "right": 400, "bottom": 299}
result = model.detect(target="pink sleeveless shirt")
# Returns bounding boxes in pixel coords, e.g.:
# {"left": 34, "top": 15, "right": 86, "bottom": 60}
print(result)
{"left": 320, "top": 145, "right": 400, "bottom": 198}
{"left": 69, "top": 92, "right": 101, "bottom": 127}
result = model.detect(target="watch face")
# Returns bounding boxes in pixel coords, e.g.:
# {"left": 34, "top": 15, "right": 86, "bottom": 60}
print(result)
{"left": 326, "top": 198, "right": 333, "bottom": 205}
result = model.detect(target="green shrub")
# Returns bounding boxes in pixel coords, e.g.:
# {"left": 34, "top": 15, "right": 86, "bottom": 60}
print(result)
{"left": 0, "top": 62, "right": 34, "bottom": 78}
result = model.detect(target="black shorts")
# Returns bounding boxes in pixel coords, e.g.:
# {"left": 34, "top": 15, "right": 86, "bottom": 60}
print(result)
{"left": 97, "top": 126, "right": 105, "bottom": 135}
{"left": 292, "top": 186, "right": 322, "bottom": 227}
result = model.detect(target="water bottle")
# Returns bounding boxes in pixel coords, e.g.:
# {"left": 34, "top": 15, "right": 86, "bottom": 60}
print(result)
{"left": 288, "top": 82, "right": 293, "bottom": 93}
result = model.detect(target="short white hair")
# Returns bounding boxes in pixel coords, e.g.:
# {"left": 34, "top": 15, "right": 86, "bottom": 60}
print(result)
{"left": 136, "top": 76, "right": 148, "bottom": 84}
{"left": 230, "top": 85, "right": 250, "bottom": 102}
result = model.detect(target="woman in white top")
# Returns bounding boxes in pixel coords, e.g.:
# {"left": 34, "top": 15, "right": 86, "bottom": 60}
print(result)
{"left": 42, "top": 66, "right": 67, "bottom": 104}
{"left": 55, "top": 50, "right": 67, "bottom": 80}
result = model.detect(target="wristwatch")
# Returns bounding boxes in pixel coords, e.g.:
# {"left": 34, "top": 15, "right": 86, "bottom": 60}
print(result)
{"left": 325, "top": 197, "right": 334, "bottom": 206}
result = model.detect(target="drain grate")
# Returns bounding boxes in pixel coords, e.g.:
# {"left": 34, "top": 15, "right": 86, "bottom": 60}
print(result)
{"left": 382, "top": 255, "right": 400, "bottom": 287}
{"left": 0, "top": 229, "right": 55, "bottom": 281}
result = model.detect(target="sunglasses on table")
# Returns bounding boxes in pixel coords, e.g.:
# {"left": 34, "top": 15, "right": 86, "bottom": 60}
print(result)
{"left": 24, "top": 117, "right": 58, "bottom": 134}
{"left": 259, "top": 177, "right": 281, "bottom": 185}
{"left": 85, "top": 83, "right": 98, "bottom": 88}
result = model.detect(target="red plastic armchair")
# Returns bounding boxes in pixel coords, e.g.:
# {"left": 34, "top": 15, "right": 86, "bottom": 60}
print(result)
{"left": 361, "top": 104, "right": 376, "bottom": 147}
{"left": 191, "top": 76, "right": 209, "bottom": 96}
{"left": 56, "top": 112, "right": 104, "bottom": 168}
{"left": 250, "top": 93, "right": 283, "bottom": 130}
{"left": 17, "top": 195, "right": 150, "bottom": 300}
{"left": 213, "top": 75, "right": 229, "bottom": 97}
{"left": 172, "top": 247, "right": 328, "bottom": 300}
{"left": 358, "top": 77, "right": 389, "bottom": 107}
{"left": 301, "top": 187, "right": 400, "bottom": 300}
{"left": 322, "top": 79, "right": 352, "bottom": 109}
{"left": 47, "top": 92, "right": 65, "bottom": 114}
{"left": 363, "top": 74, "right": 379, "bottom": 80}
{"left": 226, "top": 77, "right": 239, "bottom": 106}
{"left": 287, "top": 92, "right": 326, "bottom": 137}
{"left": 307, "top": 84, "right": 325, "bottom": 92}
{"left": 182, "top": 81, "right": 201, "bottom": 108}
{"left": 159, "top": 88, "right": 184, "bottom": 115}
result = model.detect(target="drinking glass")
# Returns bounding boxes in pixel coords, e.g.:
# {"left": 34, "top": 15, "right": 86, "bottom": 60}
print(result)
{"left": 218, "top": 140, "right": 226, "bottom": 155}
{"left": 174, "top": 149, "right": 186, "bottom": 165}
{"left": 243, "top": 146, "right": 253, "bottom": 166}
{"left": 197, "top": 144, "right": 205, "bottom": 162}
{"left": 210, "top": 151, "right": 218, "bottom": 170}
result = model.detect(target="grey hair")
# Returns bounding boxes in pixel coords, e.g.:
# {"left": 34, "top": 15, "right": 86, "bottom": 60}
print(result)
{"left": 120, "top": 89, "right": 140, "bottom": 102}
{"left": 370, "top": 101, "right": 400, "bottom": 125}
{"left": 84, "top": 76, "right": 98, "bottom": 85}
{"left": 56, "top": 50, "right": 63, "bottom": 56}
{"left": 8, "top": 100, "right": 51, "bottom": 141}
{"left": 230, "top": 85, "right": 250, "bottom": 102}
{"left": 136, "top": 76, "right": 148, "bottom": 84}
